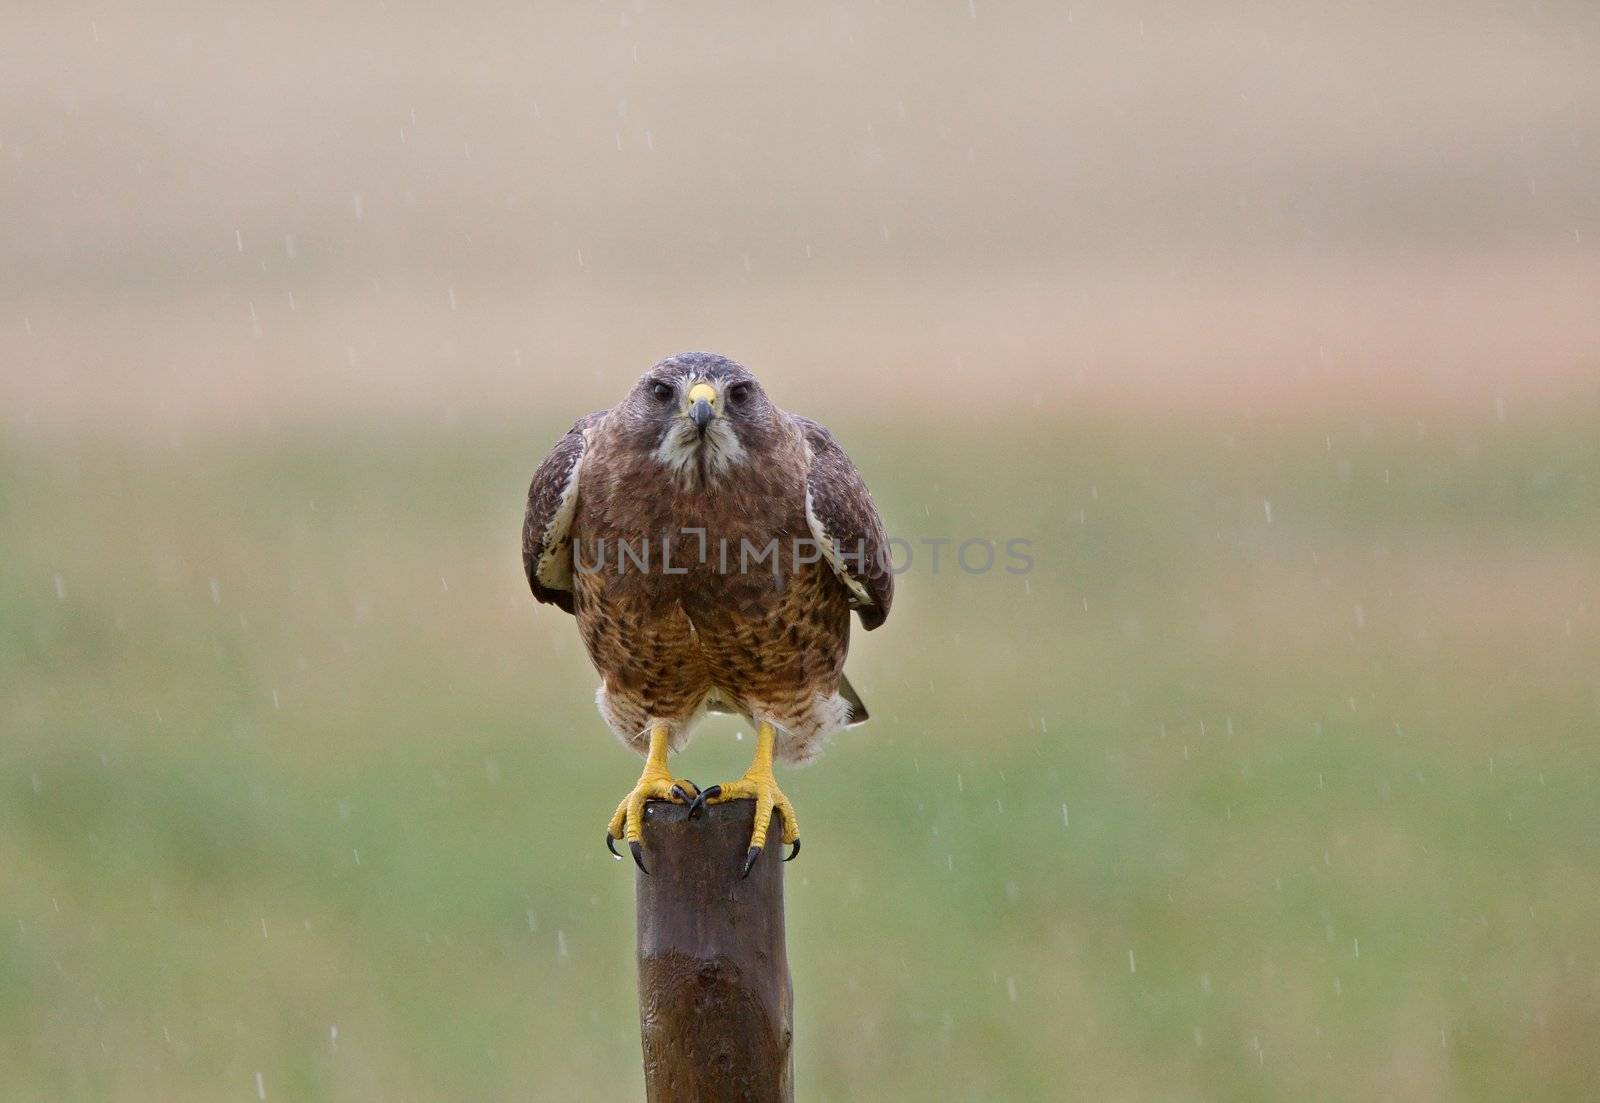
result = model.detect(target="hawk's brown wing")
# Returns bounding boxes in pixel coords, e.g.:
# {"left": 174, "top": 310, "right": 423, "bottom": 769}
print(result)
{"left": 522, "top": 410, "right": 607, "bottom": 614}
{"left": 794, "top": 416, "right": 894, "bottom": 631}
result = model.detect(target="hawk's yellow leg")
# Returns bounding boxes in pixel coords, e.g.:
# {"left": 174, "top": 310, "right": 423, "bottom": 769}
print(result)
{"left": 605, "top": 724, "right": 698, "bottom": 873}
{"left": 692, "top": 721, "right": 801, "bottom": 877}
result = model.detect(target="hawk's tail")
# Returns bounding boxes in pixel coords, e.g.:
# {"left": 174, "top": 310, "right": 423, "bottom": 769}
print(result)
{"left": 840, "top": 672, "right": 870, "bottom": 726}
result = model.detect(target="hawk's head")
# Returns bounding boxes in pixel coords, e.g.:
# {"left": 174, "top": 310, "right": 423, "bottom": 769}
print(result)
{"left": 621, "top": 352, "right": 781, "bottom": 485}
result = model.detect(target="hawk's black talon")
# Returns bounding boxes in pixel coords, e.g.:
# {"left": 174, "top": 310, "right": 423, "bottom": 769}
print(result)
{"left": 606, "top": 833, "right": 622, "bottom": 860}
{"left": 688, "top": 784, "right": 720, "bottom": 819}
{"left": 670, "top": 784, "right": 691, "bottom": 804}
{"left": 629, "top": 840, "right": 649, "bottom": 874}
{"left": 784, "top": 838, "right": 801, "bottom": 862}
{"left": 740, "top": 845, "right": 762, "bottom": 879}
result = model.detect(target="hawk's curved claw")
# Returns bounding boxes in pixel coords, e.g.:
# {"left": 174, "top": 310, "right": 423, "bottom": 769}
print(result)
{"left": 698, "top": 723, "right": 799, "bottom": 875}
{"left": 732, "top": 835, "right": 799, "bottom": 876}
{"left": 687, "top": 784, "right": 720, "bottom": 819}
{"left": 606, "top": 728, "right": 698, "bottom": 871}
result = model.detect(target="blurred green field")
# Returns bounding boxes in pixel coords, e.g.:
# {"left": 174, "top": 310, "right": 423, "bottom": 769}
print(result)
{"left": 3, "top": 408, "right": 1597, "bottom": 1100}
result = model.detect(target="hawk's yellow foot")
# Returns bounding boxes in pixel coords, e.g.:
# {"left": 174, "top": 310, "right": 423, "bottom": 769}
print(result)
{"left": 687, "top": 721, "right": 800, "bottom": 877}
{"left": 605, "top": 725, "right": 698, "bottom": 874}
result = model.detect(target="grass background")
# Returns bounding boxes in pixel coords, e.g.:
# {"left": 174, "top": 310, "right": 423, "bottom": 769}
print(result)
{"left": 4, "top": 409, "right": 1598, "bottom": 1099}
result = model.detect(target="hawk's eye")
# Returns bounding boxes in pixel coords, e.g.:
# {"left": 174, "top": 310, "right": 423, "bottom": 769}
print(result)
{"left": 728, "top": 383, "right": 752, "bottom": 405}
{"left": 650, "top": 381, "right": 674, "bottom": 403}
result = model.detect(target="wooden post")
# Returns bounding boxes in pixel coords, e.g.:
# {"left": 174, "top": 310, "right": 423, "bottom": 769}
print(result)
{"left": 635, "top": 798, "right": 794, "bottom": 1102}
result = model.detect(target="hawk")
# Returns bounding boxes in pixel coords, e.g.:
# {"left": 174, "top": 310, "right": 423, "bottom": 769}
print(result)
{"left": 522, "top": 352, "right": 893, "bottom": 876}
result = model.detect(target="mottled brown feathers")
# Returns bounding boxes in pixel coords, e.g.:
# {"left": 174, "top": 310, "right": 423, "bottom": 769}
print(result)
{"left": 794, "top": 416, "right": 894, "bottom": 631}
{"left": 521, "top": 409, "right": 607, "bottom": 613}
{"left": 520, "top": 354, "right": 892, "bottom": 761}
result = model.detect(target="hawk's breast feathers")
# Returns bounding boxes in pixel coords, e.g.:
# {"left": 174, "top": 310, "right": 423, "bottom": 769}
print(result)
{"left": 521, "top": 407, "right": 892, "bottom": 631}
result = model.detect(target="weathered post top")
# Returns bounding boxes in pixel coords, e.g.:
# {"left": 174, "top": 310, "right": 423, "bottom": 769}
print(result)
{"left": 635, "top": 799, "right": 794, "bottom": 1103}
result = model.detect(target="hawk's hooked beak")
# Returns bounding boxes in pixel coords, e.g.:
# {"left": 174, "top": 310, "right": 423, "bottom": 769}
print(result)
{"left": 687, "top": 382, "right": 717, "bottom": 434}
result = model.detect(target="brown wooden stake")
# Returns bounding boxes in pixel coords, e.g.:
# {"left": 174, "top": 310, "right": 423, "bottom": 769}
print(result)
{"left": 635, "top": 798, "right": 794, "bottom": 1103}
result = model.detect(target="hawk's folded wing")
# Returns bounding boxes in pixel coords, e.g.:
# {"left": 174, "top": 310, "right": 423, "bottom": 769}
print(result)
{"left": 522, "top": 410, "right": 607, "bottom": 614}
{"left": 795, "top": 416, "right": 894, "bottom": 631}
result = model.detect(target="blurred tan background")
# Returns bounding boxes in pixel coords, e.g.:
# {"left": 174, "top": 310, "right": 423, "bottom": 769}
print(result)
{"left": 6, "top": 0, "right": 1598, "bottom": 430}
{"left": 4, "top": 2, "right": 1600, "bottom": 1100}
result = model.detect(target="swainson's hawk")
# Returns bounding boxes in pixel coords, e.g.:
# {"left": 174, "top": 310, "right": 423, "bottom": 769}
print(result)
{"left": 522, "top": 352, "right": 893, "bottom": 875}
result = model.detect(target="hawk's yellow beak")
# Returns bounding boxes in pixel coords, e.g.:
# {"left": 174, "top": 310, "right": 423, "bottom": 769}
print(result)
{"left": 686, "top": 382, "right": 717, "bottom": 432}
